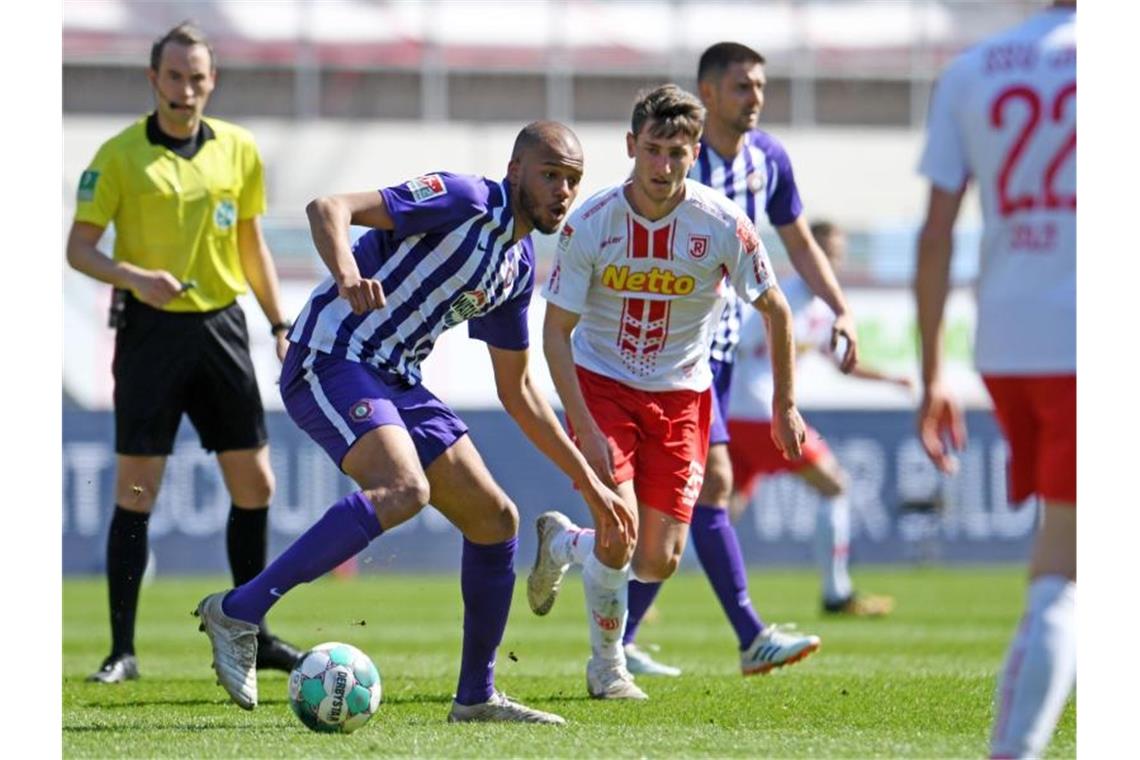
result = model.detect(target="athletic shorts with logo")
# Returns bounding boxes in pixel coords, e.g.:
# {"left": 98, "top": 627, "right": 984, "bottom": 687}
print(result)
{"left": 726, "top": 418, "right": 829, "bottom": 499}
{"left": 983, "top": 374, "right": 1076, "bottom": 505}
{"left": 113, "top": 294, "right": 267, "bottom": 455}
{"left": 571, "top": 366, "right": 710, "bottom": 523}
{"left": 280, "top": 343, "right": 468, "bottom": 470}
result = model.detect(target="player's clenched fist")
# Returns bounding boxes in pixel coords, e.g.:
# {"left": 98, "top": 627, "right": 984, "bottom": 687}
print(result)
{"left": 337, "top": 275, "right": 386, "bottom": 314}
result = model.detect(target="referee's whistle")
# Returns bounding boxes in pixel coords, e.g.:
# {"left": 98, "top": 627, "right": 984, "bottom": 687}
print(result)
{"left": 179, "top": 280, "right": 197, "bottom": 293}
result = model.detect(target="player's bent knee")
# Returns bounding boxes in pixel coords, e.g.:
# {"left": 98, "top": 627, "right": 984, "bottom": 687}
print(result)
{"left": 363, "top": 475, "right": 431, "bottom": 526}
{"left": 468, "top": 497, "right": 519, "bottom": 542}
{"left": 698, "top": 468, "right": 733, "bottom": 505}
{"left": 632, "top": 552, "right": 680, "bottom": 583}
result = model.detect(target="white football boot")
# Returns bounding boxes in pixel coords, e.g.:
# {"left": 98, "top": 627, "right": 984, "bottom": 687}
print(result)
{"left": 527, "top": 511, "right": 573, "bottom": 616}
{"left": 194, "top": 591, "right": 259, "bottom": 709}
{"left": 586, "top": 657, "right": 648, "bottom": 700}
{"left": 740, "top": 624, "right": 821, "bottom": 676}
{"left": 448, "top": 691, "right": 567, "bottom": 724}
{"left": 623, "top": 643, "right": 681, "bottom": 677}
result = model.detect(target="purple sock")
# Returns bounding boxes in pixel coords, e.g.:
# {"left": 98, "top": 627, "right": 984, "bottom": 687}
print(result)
{"left": 223, "top": 492, "right": 382, "bottom": 625}
{"left": 691, "top": 504, "right": 763, "bottom": 649}
{"left": 455, "top": 537, "right": 516, "bottom": 706}
{"left": 623, "top": 580, "right": 663, "bottom": 646}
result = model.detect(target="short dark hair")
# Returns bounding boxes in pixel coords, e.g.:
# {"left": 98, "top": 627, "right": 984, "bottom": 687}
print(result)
{"left": 809, "top": 220, "right": 839, "bottom": 244}
{"left": 511, "top": 120, "right": 581, "bottom": 161}
{"left": 150, "top": 21, "right": 215, "bottom": 71}
{"left": 698, "top": 42, "right": 766, "bottom": 82}
{"left": 630, "top": 84, "right": 705, "bottom": 143}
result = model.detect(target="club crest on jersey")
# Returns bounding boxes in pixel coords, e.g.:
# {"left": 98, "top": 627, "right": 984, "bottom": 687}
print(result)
{"left": 213, "top": 198, "right": 237, "bottom": 231}
{"left": 687, "top": 234, "right": 710, "bottom": 260}
{"left": 349, "top": 400, "right": 373, "bottom": 422}
{"left": 746, "top": 170, "right": 765, "bottom": 195}
{"left": 443, "top": 289, "right": 488, "bottom": 328}
{"left": 406, "top": 174, "right": 447, "bottom": 202}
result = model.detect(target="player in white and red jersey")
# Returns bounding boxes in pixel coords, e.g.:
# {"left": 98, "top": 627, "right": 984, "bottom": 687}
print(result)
{"left": 527, "top": 84, "right": 820, "bottom": 700}
{"left": 618, "top": 42, "right": 869, "bottom": 680}
{"left": 915, "top": 3, "right": 1075, "bottom": 757}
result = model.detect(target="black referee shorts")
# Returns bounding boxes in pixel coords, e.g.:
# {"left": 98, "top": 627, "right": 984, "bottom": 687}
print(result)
{"left": 112, "top": 295, "right": 268, "bottom": 456}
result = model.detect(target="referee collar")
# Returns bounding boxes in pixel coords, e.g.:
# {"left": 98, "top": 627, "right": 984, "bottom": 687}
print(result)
{"left": 146, "top": 112, "right": 216, "bottom": 160}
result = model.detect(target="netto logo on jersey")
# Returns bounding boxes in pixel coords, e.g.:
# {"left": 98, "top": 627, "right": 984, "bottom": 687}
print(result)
{"left": 214, "top": 198, "right": 237, "bottom": 230}
{"left": 601, "top": 265, "right": 695, "bottom": 295}
{"left": 443, "top": 289, "right": 488, "bottom": 327}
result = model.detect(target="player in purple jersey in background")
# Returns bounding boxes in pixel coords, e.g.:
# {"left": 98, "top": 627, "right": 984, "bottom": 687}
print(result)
{"left": 620, "top": 42, "right": 882, "bottom": 679}
{"left": 195, "top": 121, "right": 631, "bottom": 724}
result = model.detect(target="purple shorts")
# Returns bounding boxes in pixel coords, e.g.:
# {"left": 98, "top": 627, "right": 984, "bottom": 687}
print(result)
{"left": 280, "top": 343, "right": 468, "bottom": 471}
{"left": 708, "top": 358, "right": 734, "bottom": 447}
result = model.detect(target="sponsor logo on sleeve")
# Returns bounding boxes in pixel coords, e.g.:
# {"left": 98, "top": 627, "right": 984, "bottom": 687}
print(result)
{"left": 735, "top": 216, "right": 760, "bottom": 255}
{"left": 406, "top": 173, "right": 448, "bottom": 202}
{"left": 687, "top": 234, "right": 710, "bottom": 260}
{"left": 547, "top": 259, "right": 562, "bottom": 294}
{"left": 77, "top": 170, "right": 99, "bottom": 202}
{"left": 557, "top": 223, "right": 574, "bottom": 252}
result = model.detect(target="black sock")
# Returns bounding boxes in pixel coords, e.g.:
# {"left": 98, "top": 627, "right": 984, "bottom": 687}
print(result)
{"left": 106, "top": 505, "right": 150, "bottom": 658}
{"left": 226, "top": 505, "right": 271, "bottom": 636}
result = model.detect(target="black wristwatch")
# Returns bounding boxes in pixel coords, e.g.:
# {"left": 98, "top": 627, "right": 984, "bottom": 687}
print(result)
{"left": 270, "top": 321, "right": 292, "bottom": 337}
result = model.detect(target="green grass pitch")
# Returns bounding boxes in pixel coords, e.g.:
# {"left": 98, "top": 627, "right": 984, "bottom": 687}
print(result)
{"left": 63, "top": 566, "right": 1075, "bottom": 758}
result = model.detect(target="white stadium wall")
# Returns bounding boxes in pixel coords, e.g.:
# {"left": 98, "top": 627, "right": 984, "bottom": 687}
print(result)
{"left": 63, "top": 117, "right": 986, "bottom": 411}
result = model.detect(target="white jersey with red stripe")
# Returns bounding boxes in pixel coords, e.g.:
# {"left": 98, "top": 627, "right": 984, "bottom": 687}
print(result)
{"left": 542, "top": 180, "right": 776, "bottom": 392}
{"left": 918, "top": 6, "right": 1075, "bottom": 373}
{"left": 727, "top": 276, "right": 829, "bottom": 422}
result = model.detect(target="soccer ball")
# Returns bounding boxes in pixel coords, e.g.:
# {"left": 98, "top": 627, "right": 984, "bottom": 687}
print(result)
{"left": 287, "top": 642, "right": 382, "bottom": 733}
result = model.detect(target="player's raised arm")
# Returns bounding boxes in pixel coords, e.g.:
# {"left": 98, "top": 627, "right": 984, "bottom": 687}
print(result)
{"left": 305, "top": 191, "right": 394, "bottom": 314}
{"left": 487, "top": 344, "right": 633, "bottom": 547}
{"left": 914, "top": 184, "right": 968, "bottom": 473}
{"left": 751, "top": 286, "right": 805, "bottom": 460}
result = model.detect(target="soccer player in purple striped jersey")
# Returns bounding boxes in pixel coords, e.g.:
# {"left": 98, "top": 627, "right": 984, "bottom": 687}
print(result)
{"left": 620, "top": 42, "right": 886, "bottom": 679}
{"left": 195, "top": 121, "right": 632, "bottom": 724}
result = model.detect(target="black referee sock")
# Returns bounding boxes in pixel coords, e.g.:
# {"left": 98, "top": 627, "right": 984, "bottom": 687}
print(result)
{"left": 226, "top": 505, "right": 271, "bottom": 633}
{"left": 106, "top": 505, "right": 151, "bottom": 658}
{"left": 227, "top": 504, "right": 269, "bottom": 586}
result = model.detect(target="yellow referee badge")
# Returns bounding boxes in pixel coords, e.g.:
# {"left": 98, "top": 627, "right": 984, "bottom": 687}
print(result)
{"left": 213, "top": 197, "right": 237, "bottom": 231}
{"left": 77, "top": 170, "right": 99, "bottom": 202}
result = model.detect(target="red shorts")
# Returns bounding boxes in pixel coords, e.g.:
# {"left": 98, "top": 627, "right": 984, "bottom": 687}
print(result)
{"left": 572, "top": 366, "right": 711, "bottom": 523}
{"left": 725, "top": 418, "right": 830, "bottom": 499}
{"left": 983, "top": 374, "right": 1076, "bottom": 505}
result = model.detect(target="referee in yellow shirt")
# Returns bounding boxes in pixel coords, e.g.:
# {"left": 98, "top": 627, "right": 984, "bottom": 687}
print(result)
{"left": 66, "top": 22, "right": 300, "bottom": 683}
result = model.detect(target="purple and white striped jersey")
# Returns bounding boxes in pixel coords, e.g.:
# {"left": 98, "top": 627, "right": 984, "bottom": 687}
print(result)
{"left": 289, "top": 172, "right": 534, "bottom": 385}
{"left": 690, "top": 129, "right": 803, "bottom": 363}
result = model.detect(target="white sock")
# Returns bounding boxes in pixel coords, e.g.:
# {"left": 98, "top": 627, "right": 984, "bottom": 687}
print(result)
{"left": 582, "top": 553, "right": 629, "bottom": 663}
{"left": 989, "top": 575, "right": 1076, "bottom": 759}
{"left": 816, "top": 495, "right": 853, "bottom": 603}
{"left": 551, "top": 525, "right": 595, "bottom": 567}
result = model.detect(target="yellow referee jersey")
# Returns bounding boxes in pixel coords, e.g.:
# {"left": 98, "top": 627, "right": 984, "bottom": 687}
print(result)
{"left": 74, "top": 115, "right": 267, "bottom": 312}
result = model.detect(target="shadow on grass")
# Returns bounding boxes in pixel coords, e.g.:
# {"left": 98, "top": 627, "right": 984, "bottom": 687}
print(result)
{"left": 79, "top": 697, "right": 289, "bottom": 709}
